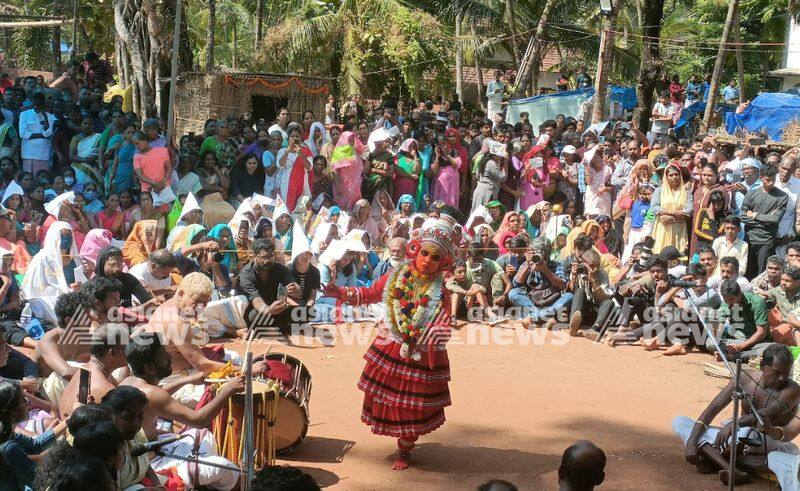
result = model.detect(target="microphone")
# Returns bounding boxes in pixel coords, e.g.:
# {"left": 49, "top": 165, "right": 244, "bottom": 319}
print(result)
{"left": 130, "top": 434, "right": 189, "bottom": 457}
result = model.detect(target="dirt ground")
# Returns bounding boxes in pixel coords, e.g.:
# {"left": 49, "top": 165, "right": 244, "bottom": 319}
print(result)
{"left": 231, "top": 321, "right": 754, "bottom": 490}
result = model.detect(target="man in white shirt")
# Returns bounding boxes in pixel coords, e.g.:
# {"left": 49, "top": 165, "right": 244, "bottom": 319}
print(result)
{"left": 486, "top": 70, "right": 506, "bottom": 122}
{"left": 18, "top": 92, "right": 56, "bottom": 175}
{"left": 128, "top": 249, "right": 176, "bottom": 302}
{"left": 647, "top": 90, "right": 675, "bottom": 145}
{"left": 775, "top": 155, "right": 800, "bottom": 258}
{"left": 711, "top": 217, "right": 748, "bottom": 276}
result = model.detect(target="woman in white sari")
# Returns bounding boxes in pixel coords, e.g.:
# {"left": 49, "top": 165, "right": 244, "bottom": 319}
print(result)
{"left": 21, "top": 221, "right": 80, "bottom": 323}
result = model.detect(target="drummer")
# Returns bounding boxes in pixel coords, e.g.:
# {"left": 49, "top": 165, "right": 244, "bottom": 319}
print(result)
{"left": 119, "top": 333, "right": 242, "bottom": 490}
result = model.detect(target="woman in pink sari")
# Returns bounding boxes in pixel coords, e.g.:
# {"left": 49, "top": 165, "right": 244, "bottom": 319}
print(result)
{"left": 79, "top": 228, "right": 113, "bottom": 278}
{"left": 95, "top": 193, "right": 128, "bottom": 239}
{"left": 330, "top": 131, "right": 364, "bottom": 210}
{"left": 519, "top": 140, "right": 556, "bottom": 210}
{"left": 431, "top": 128, "right": 465, "bottom": 208}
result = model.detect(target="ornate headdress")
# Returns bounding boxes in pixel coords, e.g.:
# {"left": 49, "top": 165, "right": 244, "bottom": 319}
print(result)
{"left": 406, "top": 223, "right": 456, "bottom": 271}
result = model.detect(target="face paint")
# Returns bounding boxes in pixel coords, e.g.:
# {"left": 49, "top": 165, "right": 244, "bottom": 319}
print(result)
{"left": 414, "top": 244, "right": 443, "bottom": 275}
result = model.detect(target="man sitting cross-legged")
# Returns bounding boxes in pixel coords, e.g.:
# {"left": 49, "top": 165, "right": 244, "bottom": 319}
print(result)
{"left": 120, "top": 333, "right": 243, "bottom": 490}
{"left": 672, "top": 343, "right": 800, "bottom": 485}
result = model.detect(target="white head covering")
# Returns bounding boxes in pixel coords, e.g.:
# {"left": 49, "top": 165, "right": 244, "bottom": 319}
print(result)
{"left": 1, "top": 181, "right": 24, "bottom": 206}
{"left": 22, "top": 221, "right": 79, "bottom": 300}
{"left": 178, "top": 192, "right": 201, "bottom": 223}
{"left": 311, "top": 222, "right": 337, "bottom": 255}
{"left": 272, "top": 195, "right": 290, "bottom": 221}
{"left": 44, "top": 191, "right": 75, "bottom": 218}
{"left": 465, "top": 205, "right": 492, "bottom": 233}
{"left": 229, "top": 197, "right": 255, "bottom": 237}
{"left": 367, "top": 127, "right": 392, "bottom": 154}
{"left": 291, "top": 219, "right": 311, "bottom": 263}
{"left": 304, "top": 122, "right": 327, "bottom": 156}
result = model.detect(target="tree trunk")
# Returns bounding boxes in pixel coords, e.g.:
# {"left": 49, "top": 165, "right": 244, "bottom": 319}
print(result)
{"left": 702, "top": 0, "right": 738, "bottom": 131}
{"left": 232, "top": 19, "right": 238, "bottom": 69}
{"left": 512, "top": 0, "right": 557, "bottom": 99}
{"left": 734, "top": 5, "right": 745, "bottom": 102}
{"left": 455, "top": 11, "right": 463, "bottom": 103}
{"left": 205, "top": 0, "right": 215, "bottom": 71}
{"left": 471, "top": 24, "right": 485, "bottom": 111}
{"left": 52, "top": 0, "right": 63, "bottom": 74}
{"left": 592, "top": 0, "right": 625, "bottom": 124}
{"left": 505, "top": 0, "right": 520, "bottom": 66}
{"left": 255, "top": 0, "right": 263, "bottom": 52}
{"left": 634, "top": 0, "right": 665, "bottom": 131}
{"left": 114, "top": 0, "right": 153, "bottom": 118}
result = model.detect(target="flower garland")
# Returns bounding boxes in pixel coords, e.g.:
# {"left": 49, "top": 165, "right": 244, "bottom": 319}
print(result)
{"left": 383, "top": 263, "right": 444, "bottom": 360}
{"left": 223, "top": 75, "right": 330, "bottom": 95}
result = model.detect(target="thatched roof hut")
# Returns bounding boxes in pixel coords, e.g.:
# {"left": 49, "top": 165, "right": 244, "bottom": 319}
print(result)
{"left": 173, "top": 71, "right": 331, "bottom": 136}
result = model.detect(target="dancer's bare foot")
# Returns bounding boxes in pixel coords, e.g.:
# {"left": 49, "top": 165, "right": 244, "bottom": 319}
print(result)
{"left": 663, "top": 343, "right": 689, "bottom": 356}
{"left": 392, "top": 453, "right": 411, "bottom": 470}
{"left": 569, "top": 311, "right": 582, "bottom": 337}
{"left": 642, "top": 338, "right": 659, "bottom": 351}
{"left": 542, "top": 318, "right": 557, "bottom": 331}
{"left": 719, "top": 469, "right": 750, "bottom": 486}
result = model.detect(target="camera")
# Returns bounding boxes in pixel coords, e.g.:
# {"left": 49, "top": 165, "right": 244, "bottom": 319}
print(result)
{"left": 574, "top": 263, "right": 587, "bottom": 275}
{"left": 531, "top": 254, "right": 543, "bottom": 264}
{"left": 212, "top": 252, "right": 224, "bottom": 263}
{"left": 667, "top": 277, "right": 698, "bottom": 288}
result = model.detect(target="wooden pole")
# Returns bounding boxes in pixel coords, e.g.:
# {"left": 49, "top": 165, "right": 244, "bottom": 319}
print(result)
{"left": 70, "top": 0, "right": 78, "bottom": 60}
{"left": 254, "top": 0, "right": 263, "bottom": 52}
{"left": 0, "top": 18, "right": 73, "bottom": 28}
{"left": 701, "top": 0, "right": 738, "bottom": 131}
{"left": 455, "top": 11, "right": 463, "bottom": 103}
{"left": 471, "top": 24, "right": 485, "bottom": 112}
{"left": 734, "top": 5, "right": 745, "bottom": 103}
{"left": 166, "top": 0, "right": 182, "bottom": 140}
{"left": 592, "top": 0, "right": 624, "bottom": 124}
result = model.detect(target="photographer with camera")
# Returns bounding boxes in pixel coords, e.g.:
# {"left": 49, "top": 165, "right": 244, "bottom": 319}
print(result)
{"left": 608, "top": 255, "right": 671, "bottom": 345}
{"left": 174, "top": 236, "right": 231, "bottom": 295}
{"left": 766, "top": 265, "right": 800, "bottom": 345}
{"left": 508, "top": 237, "right": 570, "bottom": 328}
{"left": 567, "top": 250, "right": 616, "bottom": 340}
{"left": 661, "top": 263, "right": 722, "bottom": 356}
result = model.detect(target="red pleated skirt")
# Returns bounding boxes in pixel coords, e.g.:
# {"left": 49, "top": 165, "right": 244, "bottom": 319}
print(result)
{"left": 358, "top": 337, "right": 451, "bottom": 439}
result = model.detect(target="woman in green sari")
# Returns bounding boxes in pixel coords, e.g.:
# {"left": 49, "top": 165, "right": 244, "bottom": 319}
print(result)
{"left": 393, "top": 139, "right": 420, "bottom": 203}
{"left": 361, "top": 131, "right": 394, "bottom": 203}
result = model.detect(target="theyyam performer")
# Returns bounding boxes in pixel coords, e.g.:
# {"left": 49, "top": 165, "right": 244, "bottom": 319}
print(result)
{"left": 324, "top": 222, "right": 455, "bottom": 470}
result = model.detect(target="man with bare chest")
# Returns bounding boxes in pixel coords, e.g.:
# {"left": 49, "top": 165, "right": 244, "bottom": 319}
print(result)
{"left": 673, "top": 343, "right": 800, "bottom": 485}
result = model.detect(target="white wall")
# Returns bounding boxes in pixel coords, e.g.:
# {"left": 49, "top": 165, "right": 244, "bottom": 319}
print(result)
{"left": 783, "top": 17, "right": 800, "bottom": 70}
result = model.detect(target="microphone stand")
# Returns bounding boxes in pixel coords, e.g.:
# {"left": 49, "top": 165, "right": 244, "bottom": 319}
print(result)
{"left": 681, "top": 286, "right": 764, "bottom": 491}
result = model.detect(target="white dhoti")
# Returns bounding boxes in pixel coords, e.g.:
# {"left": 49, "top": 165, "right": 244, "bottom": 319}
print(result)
{"left": 487, "top": 100, "right": 503, "bottom": 121}
{"left": 201, "top": 295, "right": 249, "bottom": 337}
{"left": 621, "top": 222, "right": 653, "bottom": 263}
{"left": 768, "top": 451, "right": 800, "bottom": 491}
{"left": 150, "top": 428, "right": 239, "bottom": 490}
{"left": 672, "top": 415, "right": 799, "bottom": 455}
{"left": 161, "top": 349, "right": 242, "bottom": 406}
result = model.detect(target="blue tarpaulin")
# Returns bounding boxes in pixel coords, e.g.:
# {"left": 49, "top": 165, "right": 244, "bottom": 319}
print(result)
{"left": 725, "top": 92, "right": 800, "bottom": 142}
{"left": 506, "top": 86, "right": 636, "bottom": 128}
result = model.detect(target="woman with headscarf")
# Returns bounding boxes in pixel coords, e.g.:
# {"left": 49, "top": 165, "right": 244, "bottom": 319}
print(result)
{"left": 415, "top": 131, "right": 433, "bottom": 210}
{"left": 690, "top": 161, "right": 728, "bottom": 257}
{"left": 168, "top": 223, "right": 207, "bottom": 253}
{"left": 559, "top": 220, "right": 608, "bottom": 260}
{"left": 471, "top": 140, "right": 508, "bottom": 213}
{"left": 230, "top": 154, "right": 266, "bottom": 207}
{"left": 352, "top": 199, "right": 382, "bottom": 245}
{"left": 430, "top": 129, "right": 464, "bottom": 209}
{"left": 484, "top": 200, "right": 505, "bottom": 231}
{"left": 303, "top": 122, "right": 327, "bottom": 158}
{"left": 370, "top": 189, "right": 395, "bottom": 238}
{"left": 473, "top": 223, "right": 499, "bottom": 261}
{"left": 492, "top": 211, "right": 522, "bottom": 248}
{"left": 519, "top": 140, "right": 554, "bottom": 210}
{"left": 21, "top": 221, "right": 79, "bottom": 323}
{"left": 320, "top": 125, "right": 342, "bottom": 162}
{"left": 252, "top": 217, "right": 285, "bottom": 265}
{"left": 277, "top": 126, "right": 313, "bottom": 212}
{"left": 394, "top": 139, "right": 420, "bottom": 203}
{"left": 613, "top": 159, "right": 654, "bottom": 222}
{"left": 651, "top": 163, "right": 692, "bottom": 254}
{"left": 94, "top": 246, "right": 152, "bottom": 309}
{"left": 207, "top": 224, "right": 238, "bottom": 274}
{"left": 330, "top": 131, "right": 364, "bottom": 211}
{"left": 597, "top": 214, "right": 622, "bottom": 257}
{"left": 583, "top": 146, "right": 613, "bottom": 218}
{"left": 362, "top": 129, "right": 395, "bottom": 203}
{"left": 396, "top": 194, "right": 416, "bottom": 219}
{"left": 122, "top": 220, "right": 158, "bottom": 267}
{"left": 78, "top": 229, "right": 114, "bottom": 278}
